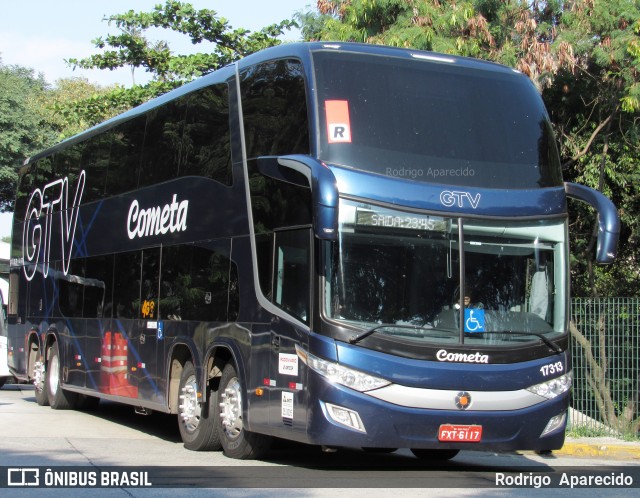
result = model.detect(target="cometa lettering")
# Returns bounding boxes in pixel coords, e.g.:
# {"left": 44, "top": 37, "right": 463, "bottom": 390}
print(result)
{"left": 436, "top": 349, "right": 489, "bottom": 364}
{"left": 127, "top": 194, "right": 189, "bottom": 239}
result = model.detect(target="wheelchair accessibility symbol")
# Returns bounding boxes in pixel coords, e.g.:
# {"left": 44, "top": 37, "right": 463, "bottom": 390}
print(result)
{"left": 464, "top": 309, "right": 485, "bottom": 333}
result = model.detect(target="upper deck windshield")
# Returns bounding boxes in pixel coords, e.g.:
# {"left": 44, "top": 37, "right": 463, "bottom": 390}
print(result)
{"left": 324, "top": 199, "right": 568, "bottom": 351}
{"left": 313, "top": 50, "right": 562, "bottom": 189}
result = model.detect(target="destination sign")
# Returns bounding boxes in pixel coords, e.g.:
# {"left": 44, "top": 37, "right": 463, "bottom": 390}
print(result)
{"left": 355, "top": 208, "right": 451, "bottom": 232}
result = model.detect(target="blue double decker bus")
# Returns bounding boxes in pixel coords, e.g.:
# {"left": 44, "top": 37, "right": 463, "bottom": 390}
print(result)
{"left": 7, "top": 42, "right": 619, "bottom": 460}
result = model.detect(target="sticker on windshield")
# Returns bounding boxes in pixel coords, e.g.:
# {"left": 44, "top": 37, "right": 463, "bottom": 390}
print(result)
{"left": 464, "top": 309, "right": 485, "bottom": 333}
{"left": 325, "top": 100, "right": 352, "bottom": 143}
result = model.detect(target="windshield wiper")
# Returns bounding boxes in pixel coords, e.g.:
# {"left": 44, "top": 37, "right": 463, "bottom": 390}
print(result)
{"left": 471, "top": 330, "right": 562, "bottom": 354}
{"left": 349, "top": 324, "right": 437, "bottom": 345}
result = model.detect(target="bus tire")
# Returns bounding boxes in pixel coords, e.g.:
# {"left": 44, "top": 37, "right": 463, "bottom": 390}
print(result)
{"left": 217, "top": 362, "right": 271, "bottom": 459}
{"left": 178, "top": 361, "right": 221, "bottom": 451}
{"left": 33, "top": 359, "right": 49, "bottom": 407}
{"left": 35, "top": 383, "right": 49, "bottom": 406}
{"left": 410, "top": 448, "right": 460, "bottom": 461}
{"left": 46, "top": 342, "right": 78, "bottom": 410}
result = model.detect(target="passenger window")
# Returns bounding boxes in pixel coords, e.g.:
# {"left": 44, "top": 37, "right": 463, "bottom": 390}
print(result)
{"left": 113, "top": 251, "right": 141, "bottom": 319}
{"left": 80, "top": 134, "right": 112, "bottom": 203}
{"left": 140, "top": 248, "right": 161, "bottom": 320}
{"left": 105, "top": 116, "right": 146, "bottom": 195}
{"left": 180, "top": 84, "right": 233, "bottom": 185}
{"left": 240, "top": 59, "right": 310, "bottom": 159}
{"left": 58, "top": 259, "right": 85, "bottom": 318}
{"left": 273, "top": 229, "right": 311, "bottom": 323}
{"left": 160, "top": 242, "right": 233, "bottom": 322}
{"left": 84, "top": 254, "right": 114, "bottom": 319}
{"left": 139, "top": 100, "right": 188, "bottom": 186}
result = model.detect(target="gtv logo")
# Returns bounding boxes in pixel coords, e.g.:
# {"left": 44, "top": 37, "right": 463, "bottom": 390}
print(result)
{"left": 23, "top": 170, "right": 86, "bottom": 281}
{"left": 440, "top": 190, "right": 481, "bottom": 209}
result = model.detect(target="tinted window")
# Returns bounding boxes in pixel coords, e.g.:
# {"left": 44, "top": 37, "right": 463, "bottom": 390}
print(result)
{"left": 58, "top": 259, "right": 85, "bottom": 318}
{"left": 84, "top": 254, "right": 113, "bottom": 318}
{"left": 180, "top": 85, "right": 232, "bottom": 185}
{"left": 54, "top": 144, "right": 84, "bottom": 180}
{"left": 106, "top": 116, "right": 146, "bottom": 195}
{"left": 80, "top": 134, "right": 112, "bottom": 203}
{"left": 314, "top": 51, "right": 562, "bottom": 189}
{"left": 240, "top": 59, "right": 309, "bottom": 159}
{"left": 247, "top": 160, "right": 312, "bottom": 234}
{"left": 273, "top": 229, "right": 311, "bottom": 323}
{"left": 139, "top": 101, "right": 187, "bottom": 187}
{"left": 141, "top": 248, "right": 160, "bottom": 320}
{"left": 113, "top": 251, "right": 141, "bottom": 319}
{"left": 255, "top": 233, "right": 274, "bottom": 300}
{"left": 160, "top": 242, "right": 233, "bottom": 322}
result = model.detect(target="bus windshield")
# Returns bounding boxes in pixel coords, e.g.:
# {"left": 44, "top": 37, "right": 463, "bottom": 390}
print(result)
{"left": 324, "top": 199, "right": 568, "bottom": 348}
{"left": 314, "top": 50, "right": 562, "bottom": 189}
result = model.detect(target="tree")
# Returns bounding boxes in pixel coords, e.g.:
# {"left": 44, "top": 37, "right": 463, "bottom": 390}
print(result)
{"left": 0, "top": 63, "right": 54, "bottom": 211}
{"left": 67, "top": 0, "right": 297, "bottom": 106}
{"left": 35, "top": 77, "right": 119, "bottom": 140}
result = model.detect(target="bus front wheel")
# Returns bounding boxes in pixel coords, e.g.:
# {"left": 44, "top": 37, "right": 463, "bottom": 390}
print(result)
{"left": 178, "top": 360, "right": 221, "bottom": 451}
{"left": 217, "top": 363, "right": 271, "bottom": 459}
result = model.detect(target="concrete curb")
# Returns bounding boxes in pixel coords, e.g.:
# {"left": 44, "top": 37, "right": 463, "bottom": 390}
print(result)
{"left": 554, "top": 438, "right": 640, "bottom": 460}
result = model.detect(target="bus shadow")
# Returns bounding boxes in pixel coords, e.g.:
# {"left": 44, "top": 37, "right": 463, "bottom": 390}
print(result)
{"left": 21, "top": 394, "right": 183, "bottom": 444}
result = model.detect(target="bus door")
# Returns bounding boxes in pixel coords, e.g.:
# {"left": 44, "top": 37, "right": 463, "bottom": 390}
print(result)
{"left": 268, "top": 228, "right": 311, "bottom": 432}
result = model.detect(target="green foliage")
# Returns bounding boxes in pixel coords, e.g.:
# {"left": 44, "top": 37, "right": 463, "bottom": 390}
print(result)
{"left": 35, "top": 77, "right": 117, "bottom": 140}
{"left": 0, "top": 64, "right": 54, "bottom": 211}
{"left": 67, "top": 0, "right": 297, "bottom": 83}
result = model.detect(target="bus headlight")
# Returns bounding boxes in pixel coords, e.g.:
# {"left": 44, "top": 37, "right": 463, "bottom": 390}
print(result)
{"left": 296, "top": 346, "right": 390, "bottom": 392}
{"left": 526, "top": 371, "right": 572, "bottom": 399}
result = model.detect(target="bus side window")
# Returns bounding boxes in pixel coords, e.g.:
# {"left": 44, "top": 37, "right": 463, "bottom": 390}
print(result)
{"left": 140, "top": 248, "right": 160, "bottom": 320}
{"left": 139, "top": 100, "right": 188, "bottom": 187}
{"left": 240, "top": 59, "right": 310, "bottom": 159}
{"left": 273, "top": 229, "right": 311, "bottom": 324}
{"left": 160, "top": 243, "right": 234, "bottom": 322}
{"left": 105, "top": 115, "right": 146, "bottom": 196}
{"left": 80, "top": 133, "right": 112, "bottom": 203}
{"left": 180, "top": 84, "right": 233, "bottom": 185}
{"left": 84, "top": 255, "right": 114, "bottom": 319}
{"left": 58, "top": 259, "right": 85, "bottom": 318}
{"left": 113, "top": 251, "right": 142, "bottom": 319}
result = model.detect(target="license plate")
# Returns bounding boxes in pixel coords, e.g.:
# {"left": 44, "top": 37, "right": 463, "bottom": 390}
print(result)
{"left": 438, "top": 424, "right": 483, "bottom": 442}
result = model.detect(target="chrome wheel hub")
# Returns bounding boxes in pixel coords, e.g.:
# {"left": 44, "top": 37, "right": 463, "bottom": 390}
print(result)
{"left": 219, "top": 377, "right": 242, "bottom": 439}
{"left": 33, "top": 361, "right": 45, "bottom": 392}
{"left": 48, "top": 354, "right": 59, "bottom": 395}
{"left": 179, "top": 375, "right": 201, "bottom": 432}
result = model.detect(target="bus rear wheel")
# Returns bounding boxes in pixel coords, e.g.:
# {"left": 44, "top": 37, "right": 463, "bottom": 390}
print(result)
{"left": 410, "top": 448, "right": 460, "bottom": 461}
{"left": 46, "top": 342, "right": 78, "bottom": 410}
{"left": 178, "top": 360, "right": 221, "bottom": 451}
{"left": 33, "top": 360, "right": 49, "bottom": 406}
{"left": 217, "top": 363, "right": 271, "bottom": 459}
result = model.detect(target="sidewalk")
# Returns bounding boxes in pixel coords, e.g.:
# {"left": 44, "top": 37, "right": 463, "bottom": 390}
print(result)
{"left": 555, "top": 437, "right": 640, "bottom": 460}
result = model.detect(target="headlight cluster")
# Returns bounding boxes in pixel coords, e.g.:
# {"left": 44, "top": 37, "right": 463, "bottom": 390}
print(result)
{"left": 297, "top": 346, "right": 390, "bottom": 392}
{"left": 527, "top": 371, "right": 573, "bottom": 399}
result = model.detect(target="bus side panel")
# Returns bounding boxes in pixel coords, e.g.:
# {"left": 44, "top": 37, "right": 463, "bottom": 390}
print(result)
{"left": 84, "top": 319, "right": 105, "bottom": 392}
{"left": 60, "top": 318, "right": 86, "bottom": 389}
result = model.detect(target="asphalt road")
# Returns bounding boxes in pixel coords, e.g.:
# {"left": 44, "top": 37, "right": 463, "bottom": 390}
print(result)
{"left": 1, "top": 383, "right": 638, "bottom": 497}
